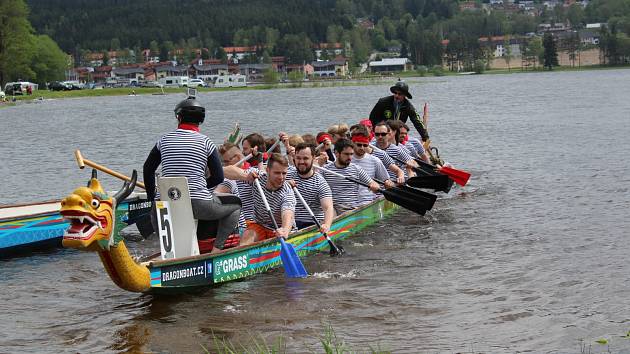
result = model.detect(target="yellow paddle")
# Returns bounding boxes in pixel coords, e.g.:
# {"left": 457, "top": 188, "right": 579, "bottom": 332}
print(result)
{"left": 74, "top": 150, "right": 146, "bottom": 189}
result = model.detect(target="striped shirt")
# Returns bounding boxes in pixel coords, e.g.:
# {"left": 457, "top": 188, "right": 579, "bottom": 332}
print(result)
{"left": 369, "top": 145, "right": 396, "bottom": 175}
{"left": 215, "top": 179, "right": 246, "bottom": 228}
{"left": 352, "top": 153, "right": 389, "bottom": 205}
{"left": 287, "top": 166, "right": 332, "bottom": 224}
{"left": 371, "top": 142, "right": 413, "bottom": 179}
{"left": 404, "top": 136, "right": 425, "bottom": 157}
{"left": 249, "top": 172, "right": 296, "bottom": 230}
{"left": 320, "top": 162, "right": 373, "bottom": 209}
{"left": 156, "top": 129, "right": 217, "bottom": 200}
{"left": 235, "top": 167, "right": 258, "bottom": 224}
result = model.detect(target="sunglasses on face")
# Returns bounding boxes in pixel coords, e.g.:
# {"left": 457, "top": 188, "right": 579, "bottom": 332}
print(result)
{"left": 374, "top": 132, "right": 388, "bottom": 137}
{"left": 355, "top": 143, "right": 369, "bottom": 147}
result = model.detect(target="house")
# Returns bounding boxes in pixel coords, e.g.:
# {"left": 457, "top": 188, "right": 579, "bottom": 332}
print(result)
{"left": 478, "top": 36, "right": 523, "bottom": 57}
{"left": 238, "top": 64, "right": 271, "bottom": 81}
{"left": 579, "top": 30, "right": 599, "bottom": 45}
{"left": 271, "top": 56, "right": 286, "bottom": 73}
{"left": 92, "top": 66, "right": 113, "bottom": 83}
{"left": 311, "top": 57, "right": 348, "bottom": 77}
{"left": 154, "top": 64, "right": 189, "bottom": 79}
{"left": 191, "top": 61, "right": 229, "bottom": 81}
{"left": 357, "top": 18, "right": 375, "bottom": 30}
{"left": 223, "top": 46, "right": 260, "bottom": 61}
{"left": 112, "top": 66, "right": 145, "bottom": 84}
{"left": 314, "top": 43, "right": 344, "bottom": 59}
{"left": 368, "top": 58, "right": 412, "bottom": 73}
{"left": 141, "top": 49, "right": 160, "bottom": 63}
{"left": 286, "top": 63, "right": 314, "bottom": 76}
{"left": 459, "top": 1, "right": 478, "bottom": 11}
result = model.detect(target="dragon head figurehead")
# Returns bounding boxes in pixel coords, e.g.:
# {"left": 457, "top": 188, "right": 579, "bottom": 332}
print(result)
{"left": 61, "top": 169, "right": 137, "bottom": 251}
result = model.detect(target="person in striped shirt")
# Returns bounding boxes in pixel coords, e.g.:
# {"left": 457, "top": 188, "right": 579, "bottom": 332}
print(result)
{"left": 351, "top": 124, "right": 406, "bottom": 184}
{"left": 241, "top": 153, "right": 296, "bottom": 245}
{"left": 399, "top": 122, "right": 430, "bottom": 163}
{"left": 372, "top": 122, "right": 418, "bottom": 179}
{"left": 143, "top": 97, "right": 243, "bottom": 253}
{"left": 350, "top": 130, "right": 395, "bottom": 205}
{"left": 287, "top": 142, "right": 334, "bottom": 232}
{"left": 320, "top": 138, "right": 380, "bottom": 215}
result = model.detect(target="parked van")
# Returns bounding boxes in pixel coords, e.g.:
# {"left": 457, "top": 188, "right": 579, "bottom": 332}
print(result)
{"left": 4, "top": 82, "right": 38, "bottom": 95}
{"left": 213, "top": 74, "right": 247, "bottom": 88}
{"left": 159, "top": 76, "right": 190, "bottom": 87}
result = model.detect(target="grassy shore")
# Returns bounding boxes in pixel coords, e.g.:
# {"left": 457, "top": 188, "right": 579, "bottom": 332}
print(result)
{"left": 2, "top": 64, "right": 628, "bottom": 106}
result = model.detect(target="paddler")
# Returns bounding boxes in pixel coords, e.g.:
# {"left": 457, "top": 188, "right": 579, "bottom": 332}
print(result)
{"left": 399, "top": 122, "right": 430, "bottom": 163}
{"left": 239, "top": 153, "right": 296, "bottom": 244}
{"left": 287, "top": 142, "right": 334, "bottom": 231}
{"left": 319, "top": 138, "right": 379, "bottom": 214}
{"left": 350, "top": 129, "right": 395, "bottom": 205}
{"left": 371, "top": 122, "right": 418, "bottom": 179}
{"left": 143, "top": 97, "right": 243, "bottom": 253}
{"left": 369, "top": 80, "right": 429, "bottom": 142}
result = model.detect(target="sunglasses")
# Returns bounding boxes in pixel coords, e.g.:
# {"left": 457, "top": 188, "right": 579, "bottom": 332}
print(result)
{"left": 374, "top": 132, "right": 388, "bottom": 137}
{"left": 355, "top": 143, "right": 369, "bottom": 147}
{"left": 393, "top": 91, "right": 405, "bottom": 96}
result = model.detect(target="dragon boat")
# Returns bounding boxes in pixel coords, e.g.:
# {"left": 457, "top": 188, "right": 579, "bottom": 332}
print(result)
{"left": 60, "top": 170, "right": 399, "bottom": 294}
{"left": 0, "top": 192, "right": 152, "bottom": 258}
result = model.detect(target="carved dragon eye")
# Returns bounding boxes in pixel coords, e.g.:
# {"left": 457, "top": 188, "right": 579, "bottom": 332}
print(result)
{"left": 91, "top": 199, "right": 100, "bottom": 208}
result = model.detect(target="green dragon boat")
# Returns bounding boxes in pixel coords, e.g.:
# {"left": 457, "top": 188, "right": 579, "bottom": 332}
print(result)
{"left": 60, "top": 170, "right": 399, "bottom": 294}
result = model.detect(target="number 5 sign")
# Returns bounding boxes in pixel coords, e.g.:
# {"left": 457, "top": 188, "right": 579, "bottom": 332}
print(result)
{"left": 156, "top": 201, "right": 176, "bottom": 259}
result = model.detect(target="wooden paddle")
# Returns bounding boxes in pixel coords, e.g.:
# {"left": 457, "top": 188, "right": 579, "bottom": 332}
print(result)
{"left": 74, "top": 150, "right": 146, "bottom": 189}
{"left": 292, "top": 186, "right": 344, "bottom": 256}
{"left": 315, "top": 166, "right": 430, "bottom": 215}
{"left": 253, "top": 179, "right": 307, "bottom": 278}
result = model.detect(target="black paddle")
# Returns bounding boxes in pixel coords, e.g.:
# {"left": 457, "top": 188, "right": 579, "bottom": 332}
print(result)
{"left": 372, "top": 178, "right": 437, "bottom": 211}
{"left": 315, "top": 166, "right": 431, "bottom": 215}
{"left": 291, "top": 186, "right": 344, "bottom": 256}
{"left": 407, "top": 174, "right": 451, "bottom": 191}
{"left": 388, "top": 153, "right": 452, "bottom": 193}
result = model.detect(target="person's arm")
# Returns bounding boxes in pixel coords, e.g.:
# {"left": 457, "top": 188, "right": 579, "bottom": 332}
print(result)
{"left": 388, "top": 163, "right": 405, "bottom": 184}
{"left": 205, "top": 149, "right": 224, "bottom": 189}
{"left": 357, "top": 165, "right": 380, "bottom": 192}
{"left": 405, "top": 102, "right": 430, "bottom": 142}
{"left": 142, "top": 145, "right": 161, "bottom": 200}
{"left": 214, "top": 182, "right": 233, "bottom": 194}
{"left": 223, "top": 165, "right": 257, "bottom": 182}
{"left": 320, "top": 197, "right": 334, "bottom": 233}
{"left": 278, "top": 190, "right": 296, "bottom": 238}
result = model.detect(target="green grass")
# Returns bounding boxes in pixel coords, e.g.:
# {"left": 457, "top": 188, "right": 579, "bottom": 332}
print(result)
{"left": 202, "top": 324, "right": 391, "bottom": 354}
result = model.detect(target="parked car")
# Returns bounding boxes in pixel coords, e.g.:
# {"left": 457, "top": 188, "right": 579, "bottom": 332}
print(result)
{"left": 63, "top": 81, "right": 83, "bottom": 90}
{"left": 4, "top": 83, "right": 24, "bottom": 95}
{"left": 188, "top": 78, "right": 206, "bottom": 87}
{"left": 49, "top": 81, "right": 71, "bottom": 91}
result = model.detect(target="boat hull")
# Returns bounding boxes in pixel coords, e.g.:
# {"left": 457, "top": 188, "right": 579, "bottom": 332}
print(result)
{"left": 146, "top": 197, "right": 398, "bottom": 294}
{"left": 0, "top": 196, "right": 152, "bottom": 258}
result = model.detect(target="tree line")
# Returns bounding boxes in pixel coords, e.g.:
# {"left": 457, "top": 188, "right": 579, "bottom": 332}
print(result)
{"left": 0, "top": 0, "right": 67, "bottom": 86}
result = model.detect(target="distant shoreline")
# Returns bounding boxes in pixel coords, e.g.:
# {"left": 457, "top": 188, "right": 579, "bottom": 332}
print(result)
{"left": 2, "top": 64, "right": 629, "bottom": 107}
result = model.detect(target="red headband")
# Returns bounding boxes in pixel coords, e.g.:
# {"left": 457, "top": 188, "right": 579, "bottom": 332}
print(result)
{"left": 359, "top": 119, "right": 372, "bottom": 127}
{"left": 317, "top": 133, "right": 332, "bottom": 144}
{"left": 351, "top": 135, "right": 370, "bottom": 144}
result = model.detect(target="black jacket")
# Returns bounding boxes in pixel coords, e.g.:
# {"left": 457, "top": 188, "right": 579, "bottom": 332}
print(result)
{"left": 369, "top": 95, "right": 429, "bottom": 141}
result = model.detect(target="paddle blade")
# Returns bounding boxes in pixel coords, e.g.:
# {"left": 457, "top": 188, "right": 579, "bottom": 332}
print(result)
{"left": 398, "top": 185, "right": 437, "bottom": 210}
{"left": 382, "top": 188, "right": 428, "bottom": 215}
{"left": 279, "top": 238, "right": 307, "bottom": 278}
{"left": 439, "top": 166, "right": 471, "bottom": 186}
{"left": 407, "top": 175, "right": 451, "bottom": 192}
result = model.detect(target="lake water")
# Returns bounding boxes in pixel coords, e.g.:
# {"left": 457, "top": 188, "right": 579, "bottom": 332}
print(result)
{"left": 1, "top": 69, "right": 629, "bottom": 353}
